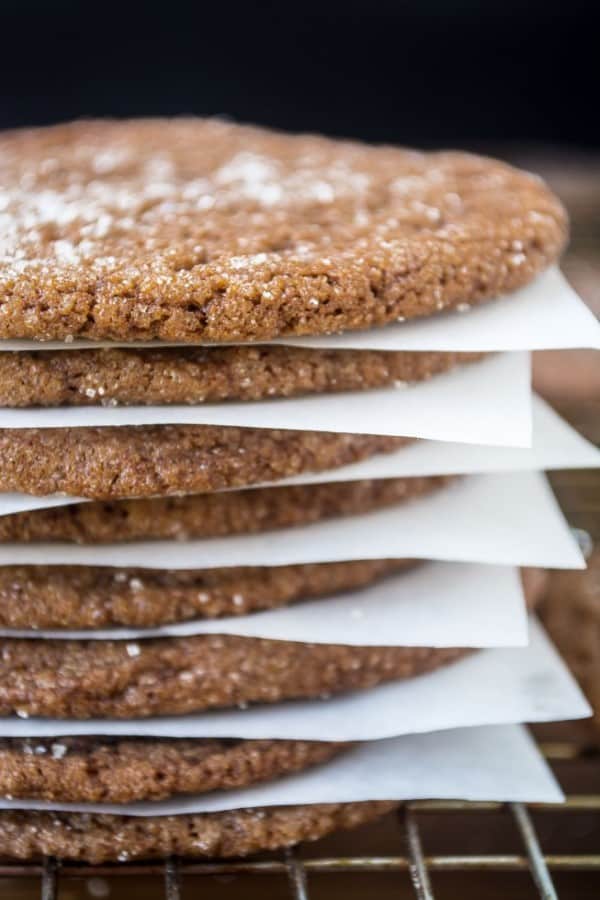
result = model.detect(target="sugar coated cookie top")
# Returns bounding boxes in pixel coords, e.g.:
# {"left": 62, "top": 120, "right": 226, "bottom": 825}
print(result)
{"left": 0, "top": 118, "right": 567, "bottom": 342}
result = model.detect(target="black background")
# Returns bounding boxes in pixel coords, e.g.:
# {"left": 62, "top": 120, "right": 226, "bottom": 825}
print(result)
{"left": 2, "top": 0, "right": 598, "bottom": 149}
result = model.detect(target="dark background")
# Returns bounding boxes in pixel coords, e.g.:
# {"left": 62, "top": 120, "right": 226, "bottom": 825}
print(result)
{"left": 2, "top": 0, "right": 599, "bottom": 150}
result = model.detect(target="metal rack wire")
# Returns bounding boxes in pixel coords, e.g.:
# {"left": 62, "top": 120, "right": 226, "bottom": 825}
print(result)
{"left": 0, "top": 738, "right": 597, "bottom": 900}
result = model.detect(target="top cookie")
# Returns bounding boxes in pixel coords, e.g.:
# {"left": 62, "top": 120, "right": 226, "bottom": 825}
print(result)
{"left": 0, "top": 119, "right": 566, "bottom": 343}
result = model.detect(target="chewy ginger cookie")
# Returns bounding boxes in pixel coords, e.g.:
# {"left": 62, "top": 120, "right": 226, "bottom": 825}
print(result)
{"left": 0, "top": 425, "right": 406, "bottom": 499}
{"left": 0, "top": 560, "right": 413, "bottom": 630}
{"left": 0, "top": 119, "right": 566, "bottom": 344}
{"left": 0, "top": 736, "right": 347, "bottom": 804}
{"left": 0, "top": 347, "right": 483, "bottom": 407}
{"left": 0, "top": 476, "right": 450, "bottom": 544}
{"left": 0, "top": 802, "right": 398, "bottom": 863}
{"left": 0, "top": 635, "right": 468, "bottom": 719}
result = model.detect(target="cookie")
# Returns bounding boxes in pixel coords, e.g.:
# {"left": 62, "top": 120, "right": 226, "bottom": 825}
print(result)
{"left": 0, "top": 476, "right": 450, "bottom": 543}
{"left": 539, "top": 548, "right": 600, "bottom": 733}
{"left": 0, "top": 346, "right": 483, "bottom": 406}
{"left": 0, "top": 560, "right": 413, "bottom": 629}
{"left": 0, "top": 425, "right": 405, "bottom": 499}
{"left": 0, "top": 119, "right": 566, "bottom": 343}
{"left": 0, "top": 736, "right": 347, "bottom": 804}
{"left": 0, "top": 801, "right": 398, "bottom": 863}
{"left": 0, "top": 635, "right": 468, "bottom": 718}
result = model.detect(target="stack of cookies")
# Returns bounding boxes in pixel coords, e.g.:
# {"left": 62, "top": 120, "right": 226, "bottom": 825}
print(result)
{"left": 0, "top": 118, "right": 596, "bottom": 864}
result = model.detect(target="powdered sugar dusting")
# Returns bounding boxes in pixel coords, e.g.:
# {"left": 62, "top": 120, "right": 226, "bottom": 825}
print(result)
{"left": 0, "top": 119, "right": 510, "bottom": 282}
{"left": 0, "top": 118, "right": 565, "bottom": 343}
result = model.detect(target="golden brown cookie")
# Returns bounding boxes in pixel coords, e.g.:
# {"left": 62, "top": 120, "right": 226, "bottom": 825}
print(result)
{"left": 0, "top": 476, "right": 450, "bottom": 543}
{"left": 0, "top": 736, "right": 347, "bottom": 804}
{"left": 0, "top": 425, "right": 406, "bottom": 499}
{"left": 539, "top": 548, "right": 600, "bottom": 734}
{"left": 0, "top": 635, "right": 468, "bottom": 718}
{"left": 0, "top": 560, "right": 414, "bottom": 629}
{"left": 0, "top": 119, "right": 566, "bottom": 343}
{"left": 0, "top": 802, "right": 398, "bottom": 863}
{"left": 0, "top": 346, "right": 483, "bottom": 406}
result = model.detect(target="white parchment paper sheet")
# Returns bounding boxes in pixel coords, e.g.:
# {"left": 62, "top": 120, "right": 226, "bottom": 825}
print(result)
{"left": 0, "top": 561, "right": 528, "bottom": 646}
{"left": 0, "top": 352, "right": 532, "bottom": 447}
{"left": 0, "top": 724, "right": 563, "bottom": 815}
{"left": 1, "top": 267, "right": 597, "bottom": 352}
{"left": 0, "top": 472, "right": 581, "bottom": 569}
{"left": 0, "top": 619, "right": 589, "bottom": 741}
{"left": 0, "top": 396, "right": 594, "bottom": 517}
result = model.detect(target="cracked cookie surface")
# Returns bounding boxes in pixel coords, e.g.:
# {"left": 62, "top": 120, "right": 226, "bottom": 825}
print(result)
{"left": 0, "top": 560, "right": 415, "bottom": 629}
{"left": 0, "top": 736, "right": 347, "bottom": 803}
{"left": 0, "top": 425, "right": 405, "bottom": 499}
{"left": 0, "top": 119, "right": 566, "bottom": 343}
{"left": 0, "top": 476, "right": 450, "bottom": 543}
{"left": 0, "top": 346, "right": 483, "bottom": 406}
{"left": 0, "top": 634, "right": 468, "bottom": 718}
{"left": 0, "top": 801, "right": 399, "bottom": 862}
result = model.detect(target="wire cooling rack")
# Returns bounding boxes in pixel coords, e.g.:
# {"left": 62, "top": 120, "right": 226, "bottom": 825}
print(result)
{"left": 0, "top": 736, "right": 597, "bottom": 900}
